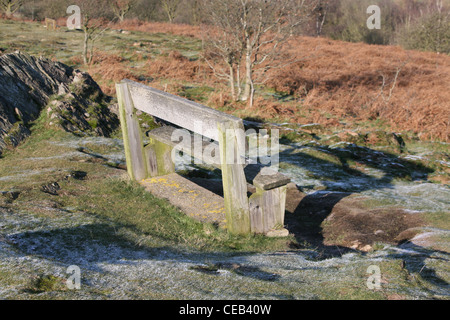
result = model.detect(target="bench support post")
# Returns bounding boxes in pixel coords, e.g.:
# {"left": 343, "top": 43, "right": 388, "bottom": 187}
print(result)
{"left": 218, "top": 121, "right": 251, "bottom": 235}
{"left": 145, "top": 138, "right": 175, "bottom": 177}
{"left": 116, "top": 82, "right": 148, "bottom": 181}
{"left": 249, "top": 185, "right": 287, "bottom": 234}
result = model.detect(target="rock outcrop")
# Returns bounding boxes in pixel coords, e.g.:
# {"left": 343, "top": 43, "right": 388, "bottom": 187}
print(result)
{"left": 0, "top": 52, "right": 119, "bottom": 155}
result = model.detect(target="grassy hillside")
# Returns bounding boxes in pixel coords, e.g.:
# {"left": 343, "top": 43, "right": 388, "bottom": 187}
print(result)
{"left": 1, "top": 19, "right": 449, "bottom": 142}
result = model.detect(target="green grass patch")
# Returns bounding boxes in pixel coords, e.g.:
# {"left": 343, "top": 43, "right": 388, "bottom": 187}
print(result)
{"left": 1, "top": 114, "right": 293, "bottom": 253}
{"left": 28, "top": 275, "right": 66, "bottom": 293}
{"left": 57, "top": 176, "right": 293, "bottom": 252}
{"left": 422, "top": 211, "right": 450, "bottom": 230}
{"left": 178, "top": 85, "right": 214, "bottom": 103}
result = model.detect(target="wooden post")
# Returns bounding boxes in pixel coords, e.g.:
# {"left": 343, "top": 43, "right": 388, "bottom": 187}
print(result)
{"left": 116, "top": 82, "right": 147, "bottom": 181}
{"left": 249, "top": 185, "right": 287, "bottom": 234}
{"left": 218, "top": 120, "right": 251, "bottom": 235}
{"left": 45, "top": 18, "right": 57, "bottom": 31}
{"left": 144, "top": 138, "right": 175, "bottom": 177}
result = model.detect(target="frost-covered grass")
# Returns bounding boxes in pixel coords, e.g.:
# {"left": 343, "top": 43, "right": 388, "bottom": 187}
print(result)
{"left": 1, "top": 215, "right": 448, "bottom": 300}
{"left": 0, "top": 108, "right": 449, "bottom": 300}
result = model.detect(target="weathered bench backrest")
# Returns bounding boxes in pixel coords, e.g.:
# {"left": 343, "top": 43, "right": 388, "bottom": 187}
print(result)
{"left": 120, "top": 79, "right": 242, "bottom": 142}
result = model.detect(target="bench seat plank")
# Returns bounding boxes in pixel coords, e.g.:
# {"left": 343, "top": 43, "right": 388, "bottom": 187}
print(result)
{"left": 147, "top": 125, "right": 221, "bottom": 168}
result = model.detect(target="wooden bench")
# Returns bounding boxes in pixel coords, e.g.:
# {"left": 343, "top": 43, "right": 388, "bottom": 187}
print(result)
{"left": 44, "top": 18, "right": 57, "bottom": 31}
{"left": 116, "top": 79, "right": 291, "bottom": 236}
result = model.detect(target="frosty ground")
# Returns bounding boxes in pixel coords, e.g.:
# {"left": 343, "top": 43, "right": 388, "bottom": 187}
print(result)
{"left": 0, "top": 131, "right": 448, "bottom": 300}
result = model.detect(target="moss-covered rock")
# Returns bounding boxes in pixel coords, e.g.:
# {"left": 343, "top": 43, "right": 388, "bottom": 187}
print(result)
{"left": 0, "top": 52, "right": 119, "bottom": 155}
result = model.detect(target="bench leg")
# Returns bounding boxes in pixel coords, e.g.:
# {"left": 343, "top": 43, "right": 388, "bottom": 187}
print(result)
{"left": 116, "top": 82, "right": 148, "bottom": 181}
{"left": 218, "top": 121, "right": 251, "bottom": 235}
{"left": 249, "top": 185, "right": 287, "bottom": 234}
{"left": 145, "top": 138, "right": 175, "bottom": 177}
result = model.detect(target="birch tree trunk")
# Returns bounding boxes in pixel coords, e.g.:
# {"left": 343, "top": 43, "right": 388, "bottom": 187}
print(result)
{"left": 241, "top": 37, "right": 253, "bottom": 102}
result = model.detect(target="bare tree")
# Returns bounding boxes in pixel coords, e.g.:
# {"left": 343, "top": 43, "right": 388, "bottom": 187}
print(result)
{"left": 314, "top": 0, "right": 329, "bottom": 37}
{"left": 201, "top": 0, "right": 245, "bottom": 101}
{"left": 0, "top": 0, "right": 23, "bottom": 18}
{"left": 66, "top": 0, "right": 115, "bottom": 65}
{"left": 82, "top": 14, "right": 97, "bottom": 65}
{"left": 81, "top": 13, "right": 116, "bottom": 65}
{"left": 112, "top": 0, "right": 134, "bottom": 22}
{"left": 161, "top": 0, "right": 180, "bottom": 23}
{"left": 202, "top": 0, "right": 314, "bottom": 107}
{"left": 427, "top": 0, "right": 450, "bottom": 54}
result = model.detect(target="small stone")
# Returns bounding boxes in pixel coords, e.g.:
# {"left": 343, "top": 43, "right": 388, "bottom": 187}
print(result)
{"left": 266, "top": 228, "right": 289, "bottom": 238}
{"left": 350, "top": 240, "right": 361, "bottom": 249}
{"left": 360, "top": 245, "right": 373, "bottom": 252}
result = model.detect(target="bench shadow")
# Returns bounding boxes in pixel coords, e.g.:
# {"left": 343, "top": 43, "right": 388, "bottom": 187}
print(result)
{"left": 177, "top": 139, "right": 447, "bottom": 289}
{"left": 180, "top": 141, "right": 435, "bottom": 252}
{"left": 5, "top": 222, "right": 282, "bottom": 283}
{"left": 178, "top": 167, "right": 225, "bottom": 197}
{"left": 177, "top": 141, "right": 437, "bottom": 259}
{"left": 279, "top": 143, "right": 433, "bottom": 246}
{"left": 277, "top": 142, "right": 449, "bottom": 289}
{"left": 387, "top": 241, "right": 450, "bottom": 290}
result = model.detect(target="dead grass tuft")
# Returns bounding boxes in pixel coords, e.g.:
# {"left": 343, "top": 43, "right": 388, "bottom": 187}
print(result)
{"left": 83, "top": 52, "right": 139, "bottom": 95}
{"left": 321, "top": 201, "right": 424, "bottom": 249}
{"left": 147, "top": 50, "right": 211, "bottom": 83}
{"left": 116, "top": 20, "right": 203, "bottom": 38}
